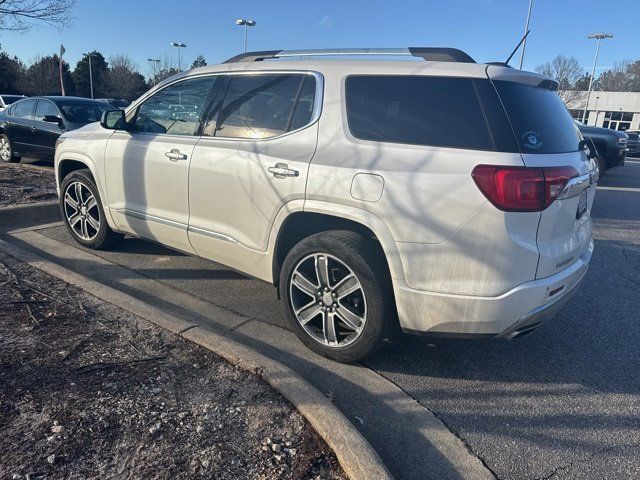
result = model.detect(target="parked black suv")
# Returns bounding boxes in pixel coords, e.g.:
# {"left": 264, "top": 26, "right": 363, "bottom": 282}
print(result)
{"left": 624, "top": 130, "right": 640, "bottom": 157}
{"left": 577, "top": 122, "right": 627, "bottom": 175}
{"left": 0, "top": 96, "right": 112, "bottom": 163}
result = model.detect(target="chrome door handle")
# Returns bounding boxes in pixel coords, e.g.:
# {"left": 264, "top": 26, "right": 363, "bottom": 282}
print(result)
{"left": 165, "top": 149, "right": 188, "bottom": 161}
{"left": 267, "top": 163, "right": 299, "bottom": 178}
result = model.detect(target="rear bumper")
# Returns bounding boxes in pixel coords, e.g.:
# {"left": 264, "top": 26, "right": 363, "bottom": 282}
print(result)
{"left": 395, "top": 240, "right": 593, "bottom": 336}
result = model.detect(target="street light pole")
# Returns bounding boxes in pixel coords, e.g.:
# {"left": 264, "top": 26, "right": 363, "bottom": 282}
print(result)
{"left": 235, "top": 19, "right": 256, "bottom": 53}
{"left": 582, "top": 33, "right": 613, "bottom": 124}
{"left": 170, "top": 42, "right": 187, "bottom": 71}
{"left": 148, "top": 58, "right": 161, "bottom": 86}
{"left": 518, "top": 0, "right": 533, "bottom": 70}
{"left": 83, "top": 52, "right": 97, "bottom": 99}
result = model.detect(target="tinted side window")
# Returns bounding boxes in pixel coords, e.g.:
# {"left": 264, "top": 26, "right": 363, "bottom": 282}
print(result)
{"left": 212, "top": 74, "right": 313, "bottom": 139}
{"left": 346, "top": 76, "right": 493, "bottom": 150}
{"left": 134, "top": 76, "right": 216, "bottom": 135}
{"left": 493, "top": 80, "right": 580, "bottom": 154}
{"left": 13, "top": 99, "right": 37, "bottom": 119}
{"left": 35, "top": 100, "right": 60, "bottom": 120}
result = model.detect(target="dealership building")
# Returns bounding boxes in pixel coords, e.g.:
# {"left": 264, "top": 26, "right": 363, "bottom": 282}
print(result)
{"left": 562, "top": 90, "right": 640, "bottom": 131}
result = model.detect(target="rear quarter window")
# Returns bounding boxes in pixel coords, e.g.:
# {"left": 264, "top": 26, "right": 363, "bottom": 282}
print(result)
{"left": 345, "top": 75, "right": 494, "bottom": 151}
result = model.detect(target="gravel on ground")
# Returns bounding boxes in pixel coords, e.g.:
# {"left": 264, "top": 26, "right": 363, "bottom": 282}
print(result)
{"left": 0, "top": 163, "right": 56, "bottom": 207}
{"left": 0, "top": 251, "right": 346, "bottom": 480}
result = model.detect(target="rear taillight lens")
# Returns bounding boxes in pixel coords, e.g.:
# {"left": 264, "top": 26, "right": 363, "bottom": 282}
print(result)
{"left": 472, "top": 165, "right": 578, "bottom": 212}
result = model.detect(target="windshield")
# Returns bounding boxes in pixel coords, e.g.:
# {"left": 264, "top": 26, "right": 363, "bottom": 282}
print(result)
{"left": 2, "top": 95, "right": 24, "bottom": 105}
{"left": 59, "top": 102, "right": 111, "bottom": 124}
{"left": 494, "top": 80, "right": 580, "bottom": 154}
{"left": 110, "top": 99, "right": 130, "bottom": 108}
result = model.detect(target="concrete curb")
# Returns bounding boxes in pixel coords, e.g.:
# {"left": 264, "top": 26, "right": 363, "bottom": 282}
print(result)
{"left": 0, "top": 237, "right": 394, "bottom": 480}
{"left": 0, "top": 201, "right": 59, "bottom": 229}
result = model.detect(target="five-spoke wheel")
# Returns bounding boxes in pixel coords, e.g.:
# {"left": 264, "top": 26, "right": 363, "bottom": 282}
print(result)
{"left": 0, "top": 134, "right": 19, "bottom": 163}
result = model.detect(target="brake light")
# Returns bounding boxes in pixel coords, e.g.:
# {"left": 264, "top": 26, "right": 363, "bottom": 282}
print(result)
{"left": 472, "top": 165, "right": 578, "bottom": 212}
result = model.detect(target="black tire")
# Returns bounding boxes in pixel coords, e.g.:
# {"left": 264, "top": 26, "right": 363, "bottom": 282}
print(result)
{"left": 0, "top": 134, "right": 20, "bottom": 163}
{"left": 280, "top": 230, "right": 397, "bottom": 363}
{"left": 60, "top": 169, "right": 123, "bottom": 249}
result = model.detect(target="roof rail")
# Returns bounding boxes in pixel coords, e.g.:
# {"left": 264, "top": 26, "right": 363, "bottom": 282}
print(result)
{"left": 222, "top": 47, "right": 475, "bottom": 64}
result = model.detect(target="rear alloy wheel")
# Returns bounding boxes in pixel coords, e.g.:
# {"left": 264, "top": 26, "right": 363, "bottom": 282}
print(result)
{"left": 281, "top": 231, "right": 397, "bottom": 363}
{"left": 60, "top": 169, "right": 122, "bottom": 249}
{"left": 0, "top": 134, "right": 19, "bottom": 163}
{"left": 289, "top": 253, "right": 367, "bottom": 348}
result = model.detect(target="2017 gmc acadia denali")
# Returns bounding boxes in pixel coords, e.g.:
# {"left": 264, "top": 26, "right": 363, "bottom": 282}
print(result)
{"left": 53, "top": 48, "right": 597, "bottom": 362}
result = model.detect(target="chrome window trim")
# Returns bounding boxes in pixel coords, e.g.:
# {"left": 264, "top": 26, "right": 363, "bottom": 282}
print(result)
{"left": 123, "top": 70, "right": 324, "bottom": 143}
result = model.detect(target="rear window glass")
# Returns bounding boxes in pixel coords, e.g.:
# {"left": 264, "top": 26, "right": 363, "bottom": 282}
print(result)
{"left": 493, "top": 80, "right": 580, "bottom": 154}
{"left": 345, "top": 76, "right": 493, "bottom": 150}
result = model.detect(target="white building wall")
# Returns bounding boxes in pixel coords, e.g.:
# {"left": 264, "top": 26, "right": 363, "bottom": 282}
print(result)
{"left": 561, "top": 90, "right": 640, "bottom": 130}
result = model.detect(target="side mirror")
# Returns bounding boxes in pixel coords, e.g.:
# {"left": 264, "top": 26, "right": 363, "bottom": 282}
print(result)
{"left": 579, "top": 139, "right": 597, "bottom": 159}
{"left": 100, "top": 109, "right": 127, "bottom": 130}
{"left": 43, "top": 115, "right": 64, "bottom": 128}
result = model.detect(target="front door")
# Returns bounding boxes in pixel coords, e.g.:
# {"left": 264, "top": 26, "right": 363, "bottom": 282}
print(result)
{"left": 187, "top": 72, "right": 320, "bottom": 278}
{"left": 32, "top": 99, "right": 64, "bottom": 159}
{"left": 104, "top": 75, "right": 218, "bottom": 253}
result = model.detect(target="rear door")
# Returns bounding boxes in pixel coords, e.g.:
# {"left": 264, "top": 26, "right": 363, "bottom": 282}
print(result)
{"left": 7, "top": 98, "right": 37, "bottom": 156}
{"left": 488, "top": 68, "right": 595, "bottom": 278}
{"left": 187, "top": 72, "right": 320, "bottom": 271}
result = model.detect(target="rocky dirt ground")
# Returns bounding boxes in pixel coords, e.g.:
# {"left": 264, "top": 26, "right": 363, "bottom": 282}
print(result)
{"left": 0, "top": 251, "right": 346, "bottom": 480}
{"left": 0, "top": 164, "right": 56, "bottom": 208}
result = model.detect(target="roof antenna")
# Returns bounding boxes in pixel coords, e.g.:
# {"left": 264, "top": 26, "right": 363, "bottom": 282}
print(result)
{"left": 505, "top": 30, "right": 530, "bottom": 66}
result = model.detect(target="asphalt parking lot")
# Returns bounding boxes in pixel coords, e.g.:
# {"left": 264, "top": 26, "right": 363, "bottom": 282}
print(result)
{"left": 4, "top": 159, "right": 639, "bottom": 479}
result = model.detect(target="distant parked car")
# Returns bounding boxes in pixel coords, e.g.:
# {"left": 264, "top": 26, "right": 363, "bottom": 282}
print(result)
{"left": 0, "top": 94, "right": 27, "bottom": 111}
{"left": 0, "top": 96, "right": 113, "bottom": 163}
{"left": 97, "top": 98, "right": 131, "bottom": 109}
{"left": 576, "top": 121, "right": 627, "bottom": 176}
{"left": 623, "top": 130, "right": 640, "bottom": 157}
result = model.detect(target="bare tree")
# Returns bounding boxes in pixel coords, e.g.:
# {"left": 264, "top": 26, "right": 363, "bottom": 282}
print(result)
{"left": 105, "top": 54, "right": 148, "bottom": 100}
{"left": 0, "top": 0, "right": 75, "bottom": 31}
{"left": 535, "top": 55, "right": 586, "bottom": 103}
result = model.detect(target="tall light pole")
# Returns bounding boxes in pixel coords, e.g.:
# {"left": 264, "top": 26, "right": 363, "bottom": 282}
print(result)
{"left": 582, "top": 33, "right": 613, "bottom": 124}
{"left": 518, "top": 0, "right": 533, "bottom": 70}
{"left": 148, "top": 58, "right": 161, "bottom": 86}
{"left": 235, "top": 19, "right": 256, "bottom": 53}
{"left": 83, "top": 52, "right": 97, "bottom": 99}
{"left": 170, "top": 42, "right": 187, "bottom": 71}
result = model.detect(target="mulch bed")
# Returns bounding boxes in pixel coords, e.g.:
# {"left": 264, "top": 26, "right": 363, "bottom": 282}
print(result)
{"left": 0, "top": 164, "right": 57, "bottom": 208}
{"left": 0, "top": 252, "right": 346, "bottom": 480}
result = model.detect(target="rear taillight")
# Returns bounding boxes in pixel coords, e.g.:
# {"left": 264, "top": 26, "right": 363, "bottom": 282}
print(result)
{"left": 472, "top": 165, "right": 578, "bottom": 212}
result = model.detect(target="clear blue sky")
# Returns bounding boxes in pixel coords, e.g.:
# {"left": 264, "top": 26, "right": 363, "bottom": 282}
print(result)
{"left": 0, "top": 0, "right": 635, "bottom": 77}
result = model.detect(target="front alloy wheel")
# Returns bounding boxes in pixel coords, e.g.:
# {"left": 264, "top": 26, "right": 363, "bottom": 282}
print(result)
{"left": 0, "top": 135, "right": 18, "bottom": 163}
{"left": 63, "top": 181, "right": 101, "bottom": 241}
{"left": 290, "top": 253, "right": 367, "bottom": 348}
{"left": 59, "top": 169, "right": 122, "bottom": 249}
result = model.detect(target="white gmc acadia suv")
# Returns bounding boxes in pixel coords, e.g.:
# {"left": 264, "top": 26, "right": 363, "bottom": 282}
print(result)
{"left": 54, "top": 48, "right": 597, "bottom": 363}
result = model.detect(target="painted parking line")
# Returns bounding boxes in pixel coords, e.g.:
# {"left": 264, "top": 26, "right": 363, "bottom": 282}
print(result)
{"left": 597, "top": 186, "right": 640, "bottom": 192}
